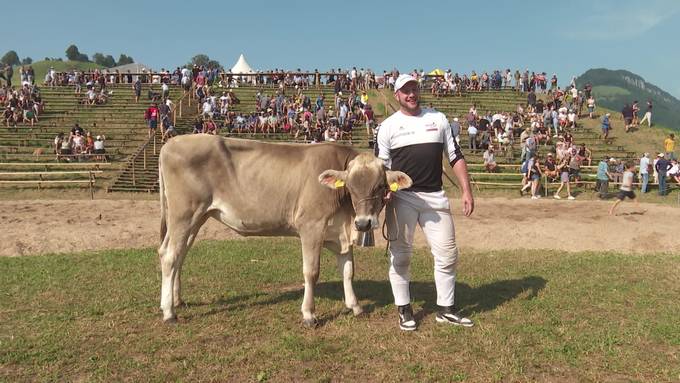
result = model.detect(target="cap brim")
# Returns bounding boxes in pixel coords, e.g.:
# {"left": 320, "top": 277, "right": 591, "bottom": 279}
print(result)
{"left": 395, "top": 80, "right": 418, "bottom": 93}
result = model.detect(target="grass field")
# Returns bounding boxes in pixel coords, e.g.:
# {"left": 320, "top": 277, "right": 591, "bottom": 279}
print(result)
{"left": 1, "top": 239, "right": 678, "bottom": 382}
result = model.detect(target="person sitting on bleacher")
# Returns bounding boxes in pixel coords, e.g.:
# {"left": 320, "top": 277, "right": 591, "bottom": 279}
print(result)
{"left": 483, "top": 147, "right": 497, "bottom": 173}
{"left": 86, "top": 88, "right": 97, "bottom": 105}
{"left": 192, "top": 118, "right": 203, "bottom": 134}
{"left": 543, "top": 153, "right": 558, "bottom": 181}
{"left": 53, "top": 133, "right": 64, "bottom": 160}
{"left": 567, "top": 109, "right": 577, "bottom": 129}
{"left": 71, "top": 123, "right": 84, "bottom": 136}
{"left": 669, "top": 159, "right": 680, "bottom": 184}
{"left": 85, "top": 131, "right": 95, "bottom": 154}
{"left": 4, "top": 105, "right": 16, "bottom": 130}
{"left": 203, "top": 119, "right": 217, "bottom": 135}
{"left": 578, "top": 143, "right": 592, "bottom": 166}
{"left": 95, "top": 89, "right": 109, "bottom": 105}
{"left": 72, "top": 131, "right": 85, "bottom": 155}
{"left": 60, "top": 133, "right": 73, "bottom": 160}
{"left": 93, "top": 135, "right": 106, "bottom": 161}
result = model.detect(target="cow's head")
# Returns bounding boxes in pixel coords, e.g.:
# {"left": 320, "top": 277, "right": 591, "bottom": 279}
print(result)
{"left": 319, "top": 152, "right": 412, "bottom": 231}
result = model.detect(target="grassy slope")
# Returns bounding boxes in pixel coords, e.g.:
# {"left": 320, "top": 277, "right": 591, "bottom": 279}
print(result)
{"left": 1, "top": 239, "right": 678, "bottom": 382}
{"left": 580, "top": 104, "right": 671, "bottom": 158}
{"left": 9, "top": 60, "right": 104, "bottom": 86}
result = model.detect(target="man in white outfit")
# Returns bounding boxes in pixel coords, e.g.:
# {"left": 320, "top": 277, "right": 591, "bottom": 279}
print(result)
{"left": 376, "top": 74, "right": 475, "bottom": 331}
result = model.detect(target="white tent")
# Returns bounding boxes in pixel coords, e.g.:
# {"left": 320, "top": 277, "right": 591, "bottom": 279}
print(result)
{"left": 230, "top": 54, "right": 255, "bottom": 74}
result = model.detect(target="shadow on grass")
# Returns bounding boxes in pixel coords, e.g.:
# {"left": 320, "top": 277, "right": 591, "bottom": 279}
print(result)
{"left": 186, "top": 276, "right": 547, "bottom": 325}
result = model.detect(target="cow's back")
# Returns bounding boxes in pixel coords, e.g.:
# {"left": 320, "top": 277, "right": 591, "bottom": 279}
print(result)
{"left": 160, "top": 135, "right": 358, "bottom": 235}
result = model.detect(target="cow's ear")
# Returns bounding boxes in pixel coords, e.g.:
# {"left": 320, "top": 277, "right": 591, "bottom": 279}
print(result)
{"left": 386, "top": 171, "right": 412, "bottom": 191}
{"left": 319, "top": 170, "right": 348, "bottom": 189}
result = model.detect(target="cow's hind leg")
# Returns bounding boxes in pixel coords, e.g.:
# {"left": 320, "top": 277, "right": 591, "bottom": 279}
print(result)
{"left": 173, "top": 214, "right": 209, "bottom": 307}
{"left": 324, "top": 241, "right": 362, "bottom": 316}
{"left": 159, "top": 228, "right": 189, "bottom": 322}
{"left": 299, "top": 230, "right": 324, "bottom": 327}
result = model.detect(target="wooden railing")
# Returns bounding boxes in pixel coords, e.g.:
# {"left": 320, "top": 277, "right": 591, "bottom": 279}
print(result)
{"left": 120, "top": 88, "right": 192, "bottom": 189}
{"left": 0, "top": 170, "right": 101, "bottom": 198}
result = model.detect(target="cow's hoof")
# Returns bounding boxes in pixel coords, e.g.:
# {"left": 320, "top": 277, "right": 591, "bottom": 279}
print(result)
{"left": 163, "top": 316, "right": 178, "bottom": 324}
{"left": 352, "top": 305, "right": 364, "bottom": 316}
{"left": 302, "top": 317, "right": 318, "bottom": 328}
{"left": 173, "top": 299, "right": 185, "bottom": 308}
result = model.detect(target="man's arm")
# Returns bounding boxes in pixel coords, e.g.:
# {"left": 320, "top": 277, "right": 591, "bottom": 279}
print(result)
{"left": 451, "top": 159, "right": 474, "bottom": 217}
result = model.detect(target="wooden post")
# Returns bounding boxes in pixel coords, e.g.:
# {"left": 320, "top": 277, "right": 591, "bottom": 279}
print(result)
{"left": 153, "top": 135, "right": 157, "bottom": 155}
{"left": 143, "top": 147, "right": 147, "bottom": 170}
{"left": 89, "top": 171, "right": 94, "bottom": 200}
{"left": 132, "top": 158, "right": 136, "bottom": 186}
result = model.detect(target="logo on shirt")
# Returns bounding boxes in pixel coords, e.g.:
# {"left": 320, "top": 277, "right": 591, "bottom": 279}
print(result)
{"left": 425, "top": 121, "right": 438, "bottom": 131}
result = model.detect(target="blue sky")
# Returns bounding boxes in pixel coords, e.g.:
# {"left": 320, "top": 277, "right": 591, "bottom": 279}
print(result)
{"left": 4, "top": 0, "right": 680, "bottom": 98}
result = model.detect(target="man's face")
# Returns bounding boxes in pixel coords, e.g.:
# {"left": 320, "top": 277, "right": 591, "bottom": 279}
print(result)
{"left": 395, "top": 81, "right": 419, "bottom": 112}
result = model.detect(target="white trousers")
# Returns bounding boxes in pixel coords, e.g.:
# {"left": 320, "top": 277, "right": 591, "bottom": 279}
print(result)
{"left": 639, "top": 112, "right": 652, "bottom": 127}
{"left": 386, "top": 190, "right": 459, "bottom": 307}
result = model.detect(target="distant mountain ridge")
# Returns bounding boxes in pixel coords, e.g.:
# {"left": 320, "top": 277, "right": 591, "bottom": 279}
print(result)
{"left": 575, "top": 68, "right": 679, "bottom": 129}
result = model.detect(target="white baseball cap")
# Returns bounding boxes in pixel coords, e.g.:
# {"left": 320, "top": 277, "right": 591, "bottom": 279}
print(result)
{"left": 394, "top": 74, "right": 418, "bottom": 93}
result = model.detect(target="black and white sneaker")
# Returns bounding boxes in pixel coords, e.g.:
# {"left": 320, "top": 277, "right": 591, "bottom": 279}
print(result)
{"left": 435, "top": 306, "right": 474, "bottom": 327}
{"left": 398, "top": 304, "right": 417, "bottom": 331}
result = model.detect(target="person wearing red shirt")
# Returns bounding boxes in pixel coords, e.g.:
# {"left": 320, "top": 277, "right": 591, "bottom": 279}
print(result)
{"left": 145, "top": 103, "right": 159, "bottom": 138}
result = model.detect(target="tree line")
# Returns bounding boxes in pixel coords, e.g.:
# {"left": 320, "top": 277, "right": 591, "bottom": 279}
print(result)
{"left": 0, "top": 44, "right": 134, "bottom": 68}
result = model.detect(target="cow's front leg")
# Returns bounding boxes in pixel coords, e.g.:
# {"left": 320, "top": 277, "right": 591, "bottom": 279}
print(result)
{"left": 336, "top": 248, "right": 363, "bottom": 316}
{"left": 300, "top": 233, "right": 323, "bottom": 327}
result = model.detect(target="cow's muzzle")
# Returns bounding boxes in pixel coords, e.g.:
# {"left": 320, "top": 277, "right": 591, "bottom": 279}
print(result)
{"left": 355, "top": 216, "right": 378, "bottom": 231}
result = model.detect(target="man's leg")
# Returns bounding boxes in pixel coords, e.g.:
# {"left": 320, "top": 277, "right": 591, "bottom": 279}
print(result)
{"left": 419, "top": 204, "right": 473, "bottom": 327}
{"left": 642, "top": 173, "right": 648, "bottom": 193}
{"left": 659, "top": 176, "right": 666, "bottom": 196}
{"left": 386, "top": 198, "right": 419, "bottom": 306}
{"left": 419, "top": 207, "right": 457, "bottom": 307}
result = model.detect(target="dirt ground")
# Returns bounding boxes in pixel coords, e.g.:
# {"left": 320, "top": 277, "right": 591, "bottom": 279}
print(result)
{"left": 1, "top": 197, "right": 679, "bottom": 257}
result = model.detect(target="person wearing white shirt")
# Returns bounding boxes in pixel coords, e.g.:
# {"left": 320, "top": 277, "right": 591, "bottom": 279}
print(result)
{"left": 202, "top": 100, "right": 212, "bottom": 118}
{"left": 639, "top": 153, "right": 650, "bottom": 193}
{"left": 376, "top": 74, "right": 474, "bottom": 331}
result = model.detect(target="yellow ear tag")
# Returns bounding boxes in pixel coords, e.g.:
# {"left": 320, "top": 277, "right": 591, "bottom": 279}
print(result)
{"left": 334, "top": 180, "right": 345, "bottom": 188}
{"left": 389, "top": 182, "right": 399, "bottom": 192}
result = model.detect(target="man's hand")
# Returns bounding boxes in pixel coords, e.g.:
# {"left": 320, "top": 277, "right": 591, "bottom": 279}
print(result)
{"left": 451, "top": 159, "right": 475, "bottom": 217}
{"left": 462, "top": 191, "right": 474, "bottom": 217}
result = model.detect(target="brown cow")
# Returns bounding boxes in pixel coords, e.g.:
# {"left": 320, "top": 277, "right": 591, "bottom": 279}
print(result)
{"left": 158, "top": 135, "right": 411, "bottom": 326}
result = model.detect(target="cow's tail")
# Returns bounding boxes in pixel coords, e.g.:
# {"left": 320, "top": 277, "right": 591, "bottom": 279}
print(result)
{"left": 159, "top": 155, "right": 168, "bottom": 244}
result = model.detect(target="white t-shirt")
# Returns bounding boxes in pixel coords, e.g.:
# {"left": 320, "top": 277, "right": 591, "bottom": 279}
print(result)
{"left": 639, "top": 156, "right": 650, "bottom": 174}
{"left": 377, "top": 108, "right": 463, "bottom": 193}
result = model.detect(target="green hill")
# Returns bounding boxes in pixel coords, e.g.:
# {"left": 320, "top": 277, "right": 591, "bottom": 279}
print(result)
{"left": 10, "top": 60, "right": 103, "bottom": 86}
{"left": 575, "top": 68, "right": 680, "bottom": 130}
